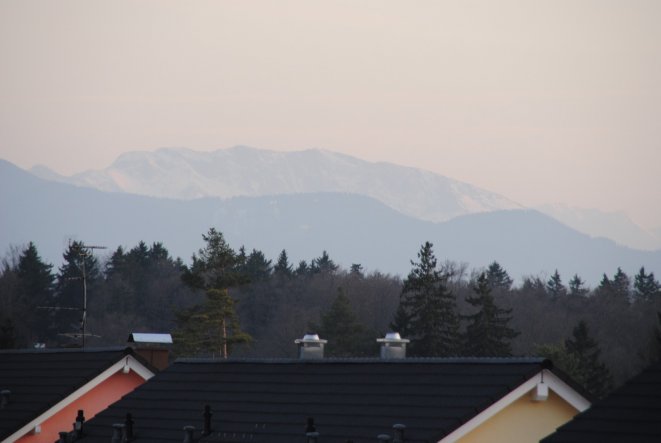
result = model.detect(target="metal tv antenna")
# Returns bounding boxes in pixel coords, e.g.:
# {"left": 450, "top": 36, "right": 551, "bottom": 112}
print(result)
{"left": 77, "top": 243, "right": 106, "bottom": 348}
{"left": 38, "top": 242, "right": 106, "bottom": 348}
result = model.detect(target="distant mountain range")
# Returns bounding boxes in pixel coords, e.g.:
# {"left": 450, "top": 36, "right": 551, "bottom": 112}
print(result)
{"left": 29, "top": 146, "right": 661, "bottom": 251}
{"left": 2, "top": 158, "right": 660, "bottom": 285}
{"left": 29, "top": 146, "right": 522, "bottom": 223}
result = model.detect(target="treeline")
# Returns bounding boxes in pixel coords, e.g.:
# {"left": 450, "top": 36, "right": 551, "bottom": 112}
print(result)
{"left": 1, "top": 231, "right": 660, "bottom": 397}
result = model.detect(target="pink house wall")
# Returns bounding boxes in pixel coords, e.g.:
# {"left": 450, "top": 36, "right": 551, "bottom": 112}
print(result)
{"left": 16, "top": 370, "right": 145, "bottom": 443}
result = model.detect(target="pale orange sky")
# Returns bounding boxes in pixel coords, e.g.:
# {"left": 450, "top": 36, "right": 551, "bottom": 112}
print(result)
{"left": 1, "top": 1, "right": 660, "bottom": 228}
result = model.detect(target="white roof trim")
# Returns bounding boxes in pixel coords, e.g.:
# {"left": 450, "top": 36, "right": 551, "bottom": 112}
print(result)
{"left": 4, "top": 354, "right": 154, "bottom": 443}
{"left": 437, "top": 369, "right": 591, "bottom": 443}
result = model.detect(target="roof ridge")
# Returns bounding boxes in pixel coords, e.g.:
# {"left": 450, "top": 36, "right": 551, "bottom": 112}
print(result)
{"left": 174, "top": 356, "right": 549, "bottom": 365}
{"left": 0, "top": 346, "right": 129, "bottom": 355}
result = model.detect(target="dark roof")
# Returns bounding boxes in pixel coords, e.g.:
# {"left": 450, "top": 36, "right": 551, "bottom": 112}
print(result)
{"left": 77, "top": 357, "right": 551, "bottom": 443}
{"left": 541, "top": 360, "right": 661, "bottom": 443}
{"left": 0, "top": 347, "right": 135, "bottom": 441}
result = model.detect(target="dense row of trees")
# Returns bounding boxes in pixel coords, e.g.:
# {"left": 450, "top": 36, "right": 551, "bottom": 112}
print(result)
{"left": 1, "top": 231, "right": 660, "bottom": 398}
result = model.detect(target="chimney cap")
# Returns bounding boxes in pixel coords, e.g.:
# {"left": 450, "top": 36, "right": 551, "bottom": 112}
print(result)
{"left": 295, "top": 333, "right": 328, "bottom": 344}
{"left": 377, "top": 332, "right": 410, "bottom": 344}
{"left": 128, "top": 333, "right": 173, "bottom": 344}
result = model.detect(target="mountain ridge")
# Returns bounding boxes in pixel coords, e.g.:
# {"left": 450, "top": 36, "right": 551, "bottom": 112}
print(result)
{"left": 28, "top": 146, "right": 523, "bottom": 223}
{"left": 4, "top": 158, "right": 660, "bottom": 285}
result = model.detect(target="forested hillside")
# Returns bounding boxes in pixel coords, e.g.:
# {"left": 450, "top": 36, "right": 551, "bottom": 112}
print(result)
{"left": 1, "top": 233, "right": 660, "bottom": 398}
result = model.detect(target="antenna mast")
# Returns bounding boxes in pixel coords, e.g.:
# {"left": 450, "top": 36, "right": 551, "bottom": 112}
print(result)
{"left": 78, "top": 244, "right": 106, "bottom": 348}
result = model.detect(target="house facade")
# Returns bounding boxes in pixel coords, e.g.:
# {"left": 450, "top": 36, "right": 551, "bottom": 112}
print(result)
{"left": 0, "top": 348, "right": 154, "bottom": 443}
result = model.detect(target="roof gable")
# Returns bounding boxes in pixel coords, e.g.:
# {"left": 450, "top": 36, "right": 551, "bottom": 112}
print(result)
{"left": 75, "top": 358, "right": 586, "bottom": 443}
{"left": 0, "top": 347, "right": 154, "bottom": 441}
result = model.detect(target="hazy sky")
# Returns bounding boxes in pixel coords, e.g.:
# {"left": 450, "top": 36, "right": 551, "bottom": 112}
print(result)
{"left": 1, "top": 1, "right": 660, "bottom": 228}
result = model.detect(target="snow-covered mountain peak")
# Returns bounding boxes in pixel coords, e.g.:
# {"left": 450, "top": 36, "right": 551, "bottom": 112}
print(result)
{"left": 32, "top": 146, "right": 522, "bottom": 222}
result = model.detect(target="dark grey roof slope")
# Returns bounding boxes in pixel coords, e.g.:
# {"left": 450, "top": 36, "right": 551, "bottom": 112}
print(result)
{"left": 541, "top": 360, "right": 661, "bottom": 443}
{"left": 77, "top": 357, "right": 551, "bottom": 443}
{"left": 0, "top": 347, "right": 134, "bottom": 441}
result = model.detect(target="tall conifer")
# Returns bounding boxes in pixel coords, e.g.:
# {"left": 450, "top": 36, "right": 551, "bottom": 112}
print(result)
{"left": 463, "top": 273, "right": 519, "bottom": 356}
{"left": 395, "top": 242, "right": 459, "bottom": 356}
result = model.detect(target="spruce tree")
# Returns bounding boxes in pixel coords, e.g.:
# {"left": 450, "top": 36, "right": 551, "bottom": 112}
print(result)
{"left": 295, "top": 260, "right": 310, "bottom": 276}
{"left": 316, "top": 289, "right": 371, "bottom": 357}
{"left": 546, "top": 270, "right": 567, "bottom": 298}
{"left": 273, "top": 249, "right": 293, "bottom": 277}
{"left": 568, "top": 274, "right": 589, "bottom": 297}
{"left": 485, "top": 261, "right": 513, "bottom": 291}
{"left": 564, "top": 320, "right": 613, "bottom": 399}
{"left": 395, "top": 242, "right": 459, "bottom": 357}
{"left": 598, "top": 268, "right": 631, "bottom": 301}
{"left": 311, "top": 251, "right": 338, "bottom": 274}
{"left": 55, "top": 241, "right": 102, "bottom": 341}
{"left": 16, "top": 242, "right": 55, "bottom": 343}
{"left": 350, "top": 263, "right": 364, "bottom": 278}
{"left": 611, "top": 268, "right": 631, "bottom": 299}
{"left": 463, "top": 273, "right": 519, "bottom": 356}
{"left": 633, "top": 267, "right": 661, "bottom": 300}
{"left": 243, "top": 249, "right": 272, "bottom": 282}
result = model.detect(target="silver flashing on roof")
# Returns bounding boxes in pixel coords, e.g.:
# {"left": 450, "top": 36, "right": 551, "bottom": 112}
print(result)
{"left": 128, "top": 333, "right": 173, "bottom": 344}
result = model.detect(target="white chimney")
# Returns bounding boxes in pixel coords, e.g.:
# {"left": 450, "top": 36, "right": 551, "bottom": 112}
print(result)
{"left": 377, "top": 332, "right": 410, "bottom": 359}
{"left": 295, "top": 333, "right": 327, "bottom": 359}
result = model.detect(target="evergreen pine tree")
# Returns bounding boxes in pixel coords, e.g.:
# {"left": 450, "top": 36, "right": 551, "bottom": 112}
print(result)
{"left": 564, "top": 320, "right": 613, "bottom": 399}
{"left": 395, "top": 242, "right": 459, "bottom": 357}
{"left": 546, "top": 270, "right": 567, "bottom": 298}
{"left": 295, "top": 260, "right": 309, "bottom": 276}
{"left": 16, "top": 242, "right": 55, "bottom": 343}
{"left": 611, "top": 268, "right": 631, "bottom": 299}
{"left": 633, "top": 267, "right": 661, "bottom": 300}
{"left": 463, "top": 273, "right": 519, "bottom": 356}
{"left": 243, "top": 249, "right": 272, "bottom": 282}
{"left": 175, "top": 288, "right": 251, "bottom": 358}
{"left": 273, "top": 249, "right": 293, "bottom": 277}
{"left": 316, "top": 289, "right": 371, "bottom": 357}
{"left": 390, "top": 303, "right": 413, "bottom": 339}
{"left": 176, "top": 228, "right": 251, "bottom": 357}
{"left": 311, "top": 251, "right": 338, "bottom": 274}
{"left": 350, "top": 263, "right": 364, "bottom": 278}
{"left": 55, "top": 241, "right": 102, "bottom": 341}
{"left": 568, "top": 274, "right": 589, "bottom": 297}
{"left": 598, "top": 268, "right": 631, "bottom": 301}
{"left": 485, "top": 261, "right": 513, "bottom": 291}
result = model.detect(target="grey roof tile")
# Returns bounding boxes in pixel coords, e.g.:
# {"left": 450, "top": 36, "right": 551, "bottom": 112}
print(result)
{"left": 76, "top": 357, "right": 550, "bottom": 443}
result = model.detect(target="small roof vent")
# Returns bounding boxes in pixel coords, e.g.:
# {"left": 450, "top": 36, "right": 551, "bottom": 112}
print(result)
{"left": 295, "top": 333, "right": 327, "bottom": 359}
{"left": 377, "top": 332, "right": 410, "bottom": 359}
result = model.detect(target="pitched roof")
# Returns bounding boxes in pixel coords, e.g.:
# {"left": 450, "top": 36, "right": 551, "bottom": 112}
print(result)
{"left": 76, "top": 357, "right": 563, "bottom": 443}
{"left": 541, "top": 360, "right": 661, "bottom": 443}
{"left": 0, "top": 347, "right": 151, "bottom": 441}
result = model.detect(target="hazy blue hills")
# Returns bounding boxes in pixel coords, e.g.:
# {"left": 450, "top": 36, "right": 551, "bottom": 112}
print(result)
{"left": 2, "top": 159, "right": 660, "bottom": 284}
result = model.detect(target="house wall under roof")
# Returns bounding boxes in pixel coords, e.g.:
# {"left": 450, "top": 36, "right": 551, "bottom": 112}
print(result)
{"left": 456, "top": 390, "right": 579, "bottom": 443}
{"left": 15, "top": 371, "right": 144, "bottom": 443}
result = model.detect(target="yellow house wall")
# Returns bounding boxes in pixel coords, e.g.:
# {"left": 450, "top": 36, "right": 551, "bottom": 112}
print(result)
{"left": 456, "top": 390, "right": 578, "bottom": 443}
